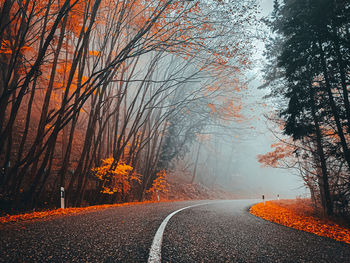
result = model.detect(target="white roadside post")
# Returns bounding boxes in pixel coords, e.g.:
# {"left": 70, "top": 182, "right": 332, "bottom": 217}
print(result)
{"left": 277, "top": 194, "right": 280, "bottom": 200}
{"left": 156, "top": 190, "right": 160, "bottom": 201}
{"left": 60, "top": 187, "right": 65, "bottom": 209}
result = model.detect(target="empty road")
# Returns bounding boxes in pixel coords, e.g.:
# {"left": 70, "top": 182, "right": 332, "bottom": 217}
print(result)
{"left": 1, "top": 200, "right": 350, "bottom": 262}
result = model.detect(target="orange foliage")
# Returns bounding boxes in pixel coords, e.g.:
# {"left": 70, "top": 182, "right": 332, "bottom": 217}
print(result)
{"left": 257, "top": 142, "right": 295, "bottom": 168}
{"left": 92, "top": 158, "right": 140, "bottom": 195}
{"left": 147, "top": 170, "right": 169, "bottom": 196}
{"left": 0, "top": 201, "right": 173, "bottom": 225}
{"left": 321, "top": 126, "right": 342, "bottom": 142}
{"left": 250, "top": 200, "right": 350, "bottom": 244}
{"left": 208, "top": 103, "right": 216, "bottom": 113}
{"left": 88, "top": 50, "right": 100, "bottom": 56}
{"left": 219, "top": 99, "right": 243, "bottom": 120}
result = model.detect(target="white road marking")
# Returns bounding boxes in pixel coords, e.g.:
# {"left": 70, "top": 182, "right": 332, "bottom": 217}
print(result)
{"left": 147, "top": 203, "right": 211, "bottom": 263}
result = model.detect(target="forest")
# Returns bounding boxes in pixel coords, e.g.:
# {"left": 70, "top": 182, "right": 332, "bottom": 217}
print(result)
{"left": 259, "top": 0, "right": 350, "bottom": 219}
{"left": 0, "top": 0, "right": 258, "bottom": 212}
{"left": 2, "top": 0, "right": 350, "bottom": 224}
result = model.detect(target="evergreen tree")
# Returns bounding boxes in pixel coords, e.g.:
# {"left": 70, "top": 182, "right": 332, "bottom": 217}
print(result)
{"left": 264, "top": 0, "right": 350, "bottom": 215}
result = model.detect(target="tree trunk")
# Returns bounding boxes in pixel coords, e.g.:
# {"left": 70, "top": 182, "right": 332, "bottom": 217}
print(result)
{"left": 309, "top": 84, "right": 333, "bottom": 215}
{"left": 191, "top": 141, "right": 202, "bottom": 184}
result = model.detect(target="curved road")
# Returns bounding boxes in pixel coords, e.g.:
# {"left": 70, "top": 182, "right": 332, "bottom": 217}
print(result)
{"left": 1, "top": 200, "right": 349, "bottom": 262}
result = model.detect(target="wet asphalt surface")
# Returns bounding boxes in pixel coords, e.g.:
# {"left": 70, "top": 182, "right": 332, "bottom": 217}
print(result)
{"left": 1, "top": 200, "right": 350, "bottom": 262}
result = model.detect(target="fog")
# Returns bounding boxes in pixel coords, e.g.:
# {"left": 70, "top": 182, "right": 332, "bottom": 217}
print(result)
{"left": 186, "top": 76, "right": 307, "bottom": 199}
{"left": 180, "top": 0, "right": 307, "bottom": 199}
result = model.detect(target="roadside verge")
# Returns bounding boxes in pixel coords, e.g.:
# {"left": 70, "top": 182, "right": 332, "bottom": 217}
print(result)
{"left": 0, "top": 200, "right": 179, "bottom": 225}
{"left": 250, "top": 199, "right": 350, "bottom": 244}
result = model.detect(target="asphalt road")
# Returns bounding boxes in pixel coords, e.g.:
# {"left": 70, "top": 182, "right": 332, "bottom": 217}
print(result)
{"left": 1, "top": 200, "right": 350, "bottom": 262}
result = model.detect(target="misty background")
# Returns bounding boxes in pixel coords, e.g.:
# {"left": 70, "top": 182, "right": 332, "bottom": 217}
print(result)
{"left": 183, "top": 0, "right": 307, "bottom": 199}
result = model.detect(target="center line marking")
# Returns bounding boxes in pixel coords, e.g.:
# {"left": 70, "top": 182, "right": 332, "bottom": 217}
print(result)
{"left": 147, "top": 202, "right": 212, "bottom": 263}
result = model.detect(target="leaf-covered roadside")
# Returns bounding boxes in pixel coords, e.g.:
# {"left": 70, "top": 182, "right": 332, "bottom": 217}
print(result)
{"left": 0, "top": 201, "right": 167, "bottom": 225}
{"left": 250, "top": 200, "right": 350, "bottom": 244}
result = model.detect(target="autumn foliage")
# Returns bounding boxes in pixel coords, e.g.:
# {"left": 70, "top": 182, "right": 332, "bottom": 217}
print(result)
{"left": 146, "top": 170, "right": 169, "bottom": 200}
{"left": 257, "top": 142, "right": 295, "bottom": 168}
{"left": 92, "top": 158, "right": 138, "bottom": 195}
{"left": 0, "top": 200, "right": 166, "bottom": 225}
{"left": 250, "top": 200, "right": 350, "bottom": 244}
{"left": 0, "top": 0, "right": 257, "bottom": 211}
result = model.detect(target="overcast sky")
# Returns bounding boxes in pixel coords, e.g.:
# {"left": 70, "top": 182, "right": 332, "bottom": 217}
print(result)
{"left": 260, "top": 0, "right": 274, "bottom": 15}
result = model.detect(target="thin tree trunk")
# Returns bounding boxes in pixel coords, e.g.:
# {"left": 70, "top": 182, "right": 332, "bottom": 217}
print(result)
{"left": 309, "top": 84, "right": 333, "bottom": 215}
{"left": 191, "top": 141, "right": 202, "bottom": 184}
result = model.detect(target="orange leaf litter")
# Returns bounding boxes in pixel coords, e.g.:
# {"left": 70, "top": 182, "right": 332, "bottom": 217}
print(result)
{"left": 250, "top": 199, "right": 350, "bottom": 244}
{"left": 0, "top": 200, "right": 179, "bottom": 225}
